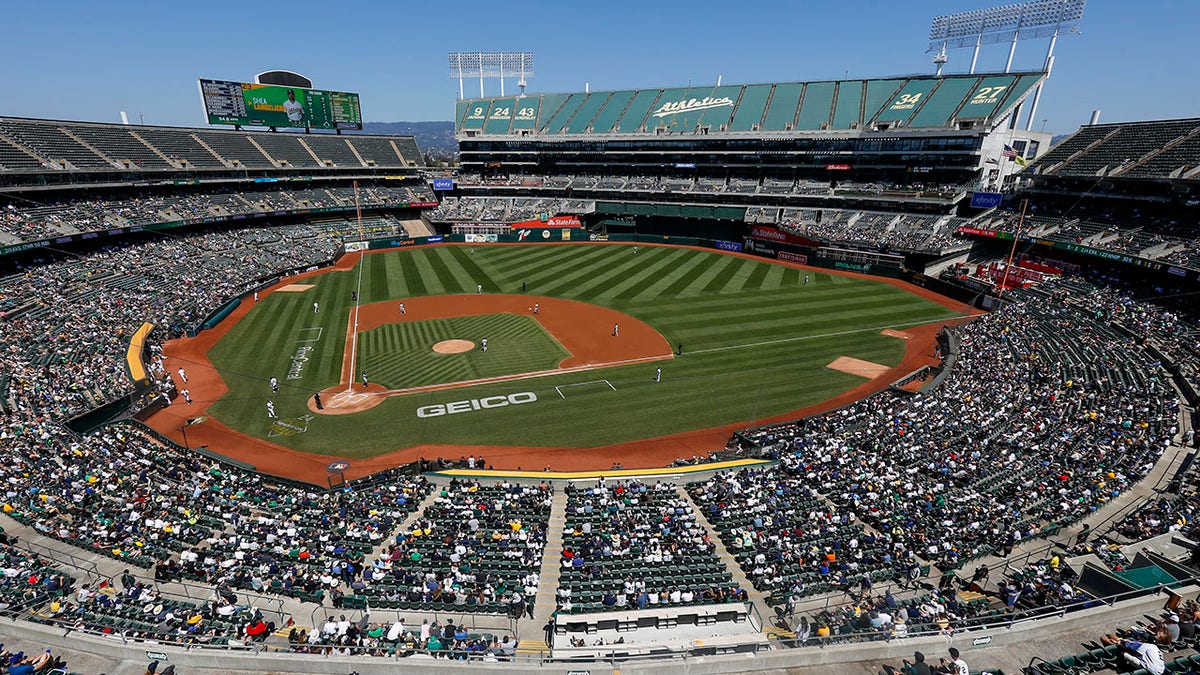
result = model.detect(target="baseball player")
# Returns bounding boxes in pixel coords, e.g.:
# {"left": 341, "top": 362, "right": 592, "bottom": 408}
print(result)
{"left": 533, "top": 303, "right": 539, "bottom": 315}
{"left": 181, "top": 389, "right": 192, "bottom": 404}
{"left": 266, "top": 400, "right": 277, "bottom": 418}
{"left": 481, "top": 338, "right": 489, "bottom": 353}
{"left": 177, "top": 367, "right": 188, "bottom": 383}
{"left": 361, "top": 372, "right": 369, "bottom": 388}
{"left": 654, "top": 367, "right": 661, "bottom": 383}
{"left": 269, "top": 376, "right": 279, "bottom": 393}
{"left": 612, "top": 323, "right": 619, "bottom": 337}
{"left": 399, "top": 302, "right": 406, "bottom": 315}
{"left": 313, "top": 302, "right": 319, "bottom": 314}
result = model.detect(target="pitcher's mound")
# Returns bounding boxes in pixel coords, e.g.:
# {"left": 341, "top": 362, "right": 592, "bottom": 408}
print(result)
{"left": 433, "top": 339, "right": 475, "bottom": 354}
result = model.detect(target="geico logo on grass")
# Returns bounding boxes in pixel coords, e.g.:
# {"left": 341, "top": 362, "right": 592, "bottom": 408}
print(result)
{"left": 416, "top": 392, "right": 537, "bottom": 418}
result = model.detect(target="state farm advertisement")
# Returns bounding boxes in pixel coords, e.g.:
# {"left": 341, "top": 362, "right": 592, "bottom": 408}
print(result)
{"left": 748, "top": 225, "right": 820, "bottom": 248}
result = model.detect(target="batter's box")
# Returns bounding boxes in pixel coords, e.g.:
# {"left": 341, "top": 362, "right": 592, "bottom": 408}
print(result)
{"left": 555, "top": 379, "right": 617, "bottom": 399}
{"left": 297, "top": 327, "right": 323, "bottom": 343}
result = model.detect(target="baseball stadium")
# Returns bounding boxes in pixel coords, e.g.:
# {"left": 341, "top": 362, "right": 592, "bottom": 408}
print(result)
{"left": 2, "top": 2, "right": 1200, "bottom": 674}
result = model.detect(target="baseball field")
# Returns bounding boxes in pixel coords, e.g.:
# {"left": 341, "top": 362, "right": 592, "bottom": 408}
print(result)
{"left": 167, "top": 243, "right": 967, "bottom": 467}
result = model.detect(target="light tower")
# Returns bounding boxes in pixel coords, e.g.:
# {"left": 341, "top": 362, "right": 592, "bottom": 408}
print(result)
{"left": 926, "top": 0, "right": 1086, "bottom": 129}
{"left": 449, "top": 52, "right": 535, "bottom": 100}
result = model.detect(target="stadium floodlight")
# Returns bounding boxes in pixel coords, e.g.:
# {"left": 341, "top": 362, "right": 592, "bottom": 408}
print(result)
{"left": 926, "top": 0, "right": 1085, "bottom": 130}
{"left": 927, "top": 0, "right": 1086, "bottom": 72}
{"left": 449, "top": 51, "right": 535, "bottom": 99}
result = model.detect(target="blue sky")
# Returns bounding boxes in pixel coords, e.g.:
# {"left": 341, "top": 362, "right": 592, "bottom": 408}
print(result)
{"left": 0, "top": 0, "right": 1194, "bottom": 135}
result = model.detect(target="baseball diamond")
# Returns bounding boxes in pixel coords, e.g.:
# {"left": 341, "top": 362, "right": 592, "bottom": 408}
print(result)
{"left": 158, "top": 242, "right": 970, "bottom": 473}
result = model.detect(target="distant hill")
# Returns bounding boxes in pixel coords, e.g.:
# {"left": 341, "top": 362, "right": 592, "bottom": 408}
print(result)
{"left": 359, "top": 121, "right": 456, "bottom": 160}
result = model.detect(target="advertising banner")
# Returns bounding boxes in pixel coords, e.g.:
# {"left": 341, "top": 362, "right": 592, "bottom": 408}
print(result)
{"left": 748, "top": 225, "right": 821, "bottom": 248}
{"left": 970, "top": 191, "right": 1004, "bottom": 209}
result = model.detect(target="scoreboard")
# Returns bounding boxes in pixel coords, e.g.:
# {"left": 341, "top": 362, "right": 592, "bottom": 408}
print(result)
{"left": 198, "top": 78, "right": 362, "bottom": 130}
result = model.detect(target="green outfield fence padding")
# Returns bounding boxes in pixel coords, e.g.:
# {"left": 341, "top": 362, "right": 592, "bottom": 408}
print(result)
{"left": 194, "top": 297, "right": 241, "bottom": 335}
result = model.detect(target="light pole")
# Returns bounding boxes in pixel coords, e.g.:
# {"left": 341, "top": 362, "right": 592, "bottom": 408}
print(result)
{"left": 180, "top": 416, "right": 207, "bottom": 449}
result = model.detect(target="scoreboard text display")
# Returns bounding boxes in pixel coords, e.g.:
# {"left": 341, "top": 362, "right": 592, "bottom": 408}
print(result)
{"left": 198, "top": 78, "right": 362, "bottom": 130}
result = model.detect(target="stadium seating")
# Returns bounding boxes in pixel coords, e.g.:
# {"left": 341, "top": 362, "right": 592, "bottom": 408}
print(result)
{"left": 0, "top": 117, "right": 422, "bottom": 174}
{"left": 356, "top": 480, "right": 551, "bottom": 615}
{"left": 557, "top": 480, "right": 737, "bottom": 615}
{"left": 1030, "top": 118, "right": 1200, "bottom": 179}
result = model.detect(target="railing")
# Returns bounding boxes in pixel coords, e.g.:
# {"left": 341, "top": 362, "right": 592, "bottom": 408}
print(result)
{"left": 15, "top": 537, "right": 105, "bottom": 584}
{"left": 307, "top": 604, "right": 518, "bottom": 642}
{"left": 8, "top": 576, "right": 1195, "bottom": 667}
{"left": 777, "top": 576, "right": 1194, "bottom": 651}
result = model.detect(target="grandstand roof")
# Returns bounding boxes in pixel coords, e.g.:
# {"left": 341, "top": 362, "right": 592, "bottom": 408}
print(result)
{"left": 456, "top": 72, "right": 1046, "bottom": 138}
{"left": 1026, "top": 117, "right": 1200, "bottom": 180}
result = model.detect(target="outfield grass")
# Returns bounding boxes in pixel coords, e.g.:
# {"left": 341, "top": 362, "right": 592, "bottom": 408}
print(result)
{"left": 205, "top": 244, "right": 963, "bottom": 457}
{"left": 358, "top": 314, "right": 569, "bottom": 390}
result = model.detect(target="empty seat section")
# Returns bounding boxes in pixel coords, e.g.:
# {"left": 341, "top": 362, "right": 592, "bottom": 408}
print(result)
{"left": 193, "top": 131, "right": 273, "bottom": 167}
{"left": 252, "top": 134, "right": 318, "bottom": 167}
{"left": 135, "top": 128, "right": 226, "bottom": 168}
{"left": 0, "top": 119, "right": 113, "bottom": 169}
{"left": 300, "top": 135, "right": 363, "bottom": 167}
{"left": 67, "top": 124, "right": 173, "bottom": 169}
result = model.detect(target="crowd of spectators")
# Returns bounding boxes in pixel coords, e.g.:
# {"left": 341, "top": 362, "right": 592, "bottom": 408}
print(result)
{"left": 347, "top": 479, "right": 552, "bottom": 615}
{"left": 427, "top": 196, "right": 592, "bottom": 224}
{"left": 692, "top": 279, "right": 1180, "bottom": 620}
{"left": 288, "top": 615, "right": 517, "bottom": 660}
{"left": 0, "top": 185, "right": 431, "bottom": 244}
{"left": 967, "top": 199, "right": 1200, "bottom": 269}
{"left": 0, "top": 221, "right": 344, "bottom": 420}
{"left": 556, "top": 479, "right": 742, "bottom": 614}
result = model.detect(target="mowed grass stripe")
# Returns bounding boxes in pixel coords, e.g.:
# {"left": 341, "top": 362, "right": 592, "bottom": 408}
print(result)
{"left": 488, "top": 243, "right": 579, "bottom": 275}
{"left": 699, "top": 256, "right": 749, "bottom": 294}
{"left": 510, "top": 244, "right": 607, "bottom": 280}
{"left": 644, "top": 285, "right": 911, "bottom": 329}
{"left": 564, "top": 247, "right": 665, "bottom": 299}
{"left": 446, "top": 247, "right": 500, "bottom": 294}
{"left": 679, "top": 303, "right": 951, "bottom": 345}
{"left": 603, "top": 247, "right": 696, "bottom": 303}
{"left": 739, "top": 261, "right": 772, "bottom": 292}
{"left": 523, "top": 243, "right": 619, "bottom": 291}
{"left": 396, "top": 250, "right": 429, "bottom": 297}
{"left": 655, "top": 289, "right": 933, "bottom": 332}
{"left": 422, "top": 247, "right": 469, "bottom": 294}
{"left": 658, "top": 252, "right": 720, "bottom": 297}
{"left": 358, "top": 314, "right": 569, "bottom": 389}
{"left": 536, "top": 247, "right": 637, "bottom": 297}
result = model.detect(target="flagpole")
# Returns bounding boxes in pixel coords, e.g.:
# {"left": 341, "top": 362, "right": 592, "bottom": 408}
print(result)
{"left": 997, "top": 198, "right": 1027, "bottom": 299}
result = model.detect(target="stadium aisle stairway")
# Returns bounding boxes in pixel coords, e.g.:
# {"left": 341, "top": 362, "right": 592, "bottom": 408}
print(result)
{"left": 518, "top": 488, "right": 567, "bottom": 655}
{"left": 680, "top": 485, "right": 774, "bottom": 634}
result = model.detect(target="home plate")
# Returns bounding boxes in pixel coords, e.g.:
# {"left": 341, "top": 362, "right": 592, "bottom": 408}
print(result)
{"left": 827, "top": 356, "right": 891, "bottom": 379}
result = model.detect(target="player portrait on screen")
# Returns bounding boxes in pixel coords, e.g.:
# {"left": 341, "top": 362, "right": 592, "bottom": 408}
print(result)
{"left": 283, "top": 90, "right": 305, "bottom": 124}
